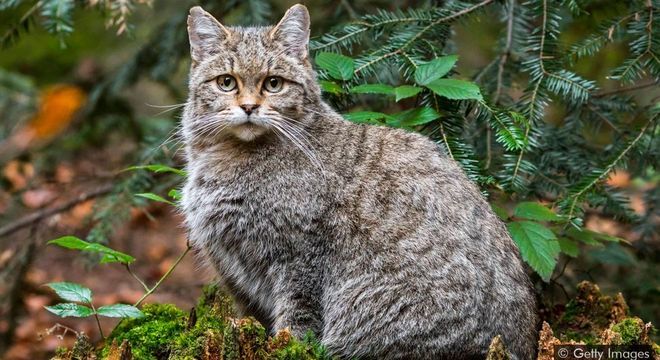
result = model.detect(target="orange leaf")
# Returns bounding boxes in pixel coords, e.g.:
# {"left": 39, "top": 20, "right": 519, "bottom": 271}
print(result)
{"left": 26, "top": 84, "right": 87, "bottom": 142}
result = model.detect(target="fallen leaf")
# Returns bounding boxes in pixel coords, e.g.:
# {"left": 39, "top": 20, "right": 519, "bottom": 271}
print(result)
{"left": 146, "top": 243, "right": 169, "bottom": 262}
{"left": 25, "top": 295, "right": 51, "bottom": 313}
{"left": 22, "top": 188, "right": 58, "bottom": 208}
{"left": 55, "top": 164, "right": 75, "bottom": 183}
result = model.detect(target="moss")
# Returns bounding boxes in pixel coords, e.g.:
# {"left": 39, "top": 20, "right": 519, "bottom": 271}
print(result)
{"left": 236, "top": 317, "right": 268, "bottom": 359}
{"left": 100, "top": 303, "right": 186, "bottom": 360}
{"left": 553, "top": 281, "right": 629, "bottom": 344}
{"left": 604, "top": 317, "right": 657, "bottom": 346}
{"left": 270, "top": 332, "right": 333, "bottom": 360}
{"left": 66, "top": 286, "right": 332, "bottom": 360}
{"left": 540, "top": 283, "right": 658, "bottom": 360}
{"left": 168, "top": 285, "right": 238, "bottom": 359}
{"left": 54, "top": 347, "right": 69, "bottom": 357}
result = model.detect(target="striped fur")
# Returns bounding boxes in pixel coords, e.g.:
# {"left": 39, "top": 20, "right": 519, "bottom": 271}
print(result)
{"left": 182, "top": 5, "right": 538, "bottom": 359}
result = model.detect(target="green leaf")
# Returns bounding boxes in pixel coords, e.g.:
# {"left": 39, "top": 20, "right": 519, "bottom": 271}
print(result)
{"left": 46, "top": 282, "right": 92, "bottom": 303}
{"left": 507, "top": 221, "right": 560, "bottom": 281}
{"left": 45, "top": 303, "right": 94, "bottom": 318}
{"left": 315, "top": 52, "right": 354, "bottom": 80}
{"left": 491, "top": 204, "right": 509, "bottom": 221}
{"left": 414, "top": 55, "right": 458, "bottom": 85}
{"left": 48, "top": 236, "right": 135, "bottom": 264}
{"left": 426, "top": 79, "right": 483, "bottom": 101}
{"left": 349, "top": 84, "right": 394, "bottom": 95}
{"left": 125, "top": 165, "right": 187, "bottom": 177}
{"left": 97, "top": 252, "right": 134, "bottom": 264}
{"left": 394, "top": 85, "right": 422, "bottom": 102}
{"left": 168, "top": 189, "right": 182, "bottom": 201}
{"left": 343, "top": 111, "right": 391, "bottom": 124}
{"left": 558, "top": 238, "right": 580, "bottom": 258}
{"left": 48, "top": 236, "right": 89, "bottom": 251}
{"left": 389, "top": 106, "right": 440, "bottom": 127}
{"left": 565, "top": 228, "right": 602, "bottom": 246}
{"left": 514, "top": 202, "right": 563, "bottom": 222}
{"left": 97, "top": 304, "right": 144, "bottom": 318}
{"left": 319, "top": 80, "right": 343, "bottom": 94}
{"left": 589, "top": 243, "right": 636, "bottom": 265}
{"left": 592, "top": 232, "right": 624, "bottom": 243}
{"left": 135, "top": 193, "right": 176, "bottom": 206}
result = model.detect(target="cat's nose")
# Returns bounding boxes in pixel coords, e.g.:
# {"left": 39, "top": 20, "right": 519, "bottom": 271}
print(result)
{"left": 240, "top": 104, "right": 260, "bottom": 115}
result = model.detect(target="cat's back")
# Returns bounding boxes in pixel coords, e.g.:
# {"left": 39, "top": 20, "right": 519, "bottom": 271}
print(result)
{"left": 315, "top": 115, "right": 537, "bottom": 359}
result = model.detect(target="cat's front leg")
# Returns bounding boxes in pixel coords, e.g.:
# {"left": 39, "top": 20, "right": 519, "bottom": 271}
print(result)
{"left": 269, "top": 267, "right": 323, "bottom": 338}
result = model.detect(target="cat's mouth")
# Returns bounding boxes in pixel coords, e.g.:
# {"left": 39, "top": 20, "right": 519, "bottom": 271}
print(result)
{"left": 229, "top": 121, "right": 269, "bottom": 142}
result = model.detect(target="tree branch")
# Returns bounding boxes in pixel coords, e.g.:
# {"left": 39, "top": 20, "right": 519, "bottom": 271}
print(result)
{"left": 0, "top": 184, "right": 113, "bottom": 237}
{"left": 593, "top": 80, "right": 659, "bottom": 98}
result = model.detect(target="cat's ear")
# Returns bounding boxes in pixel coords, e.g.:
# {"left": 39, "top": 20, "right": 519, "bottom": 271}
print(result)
{"left": 270, "top": 4, "right": 310, "bottom": 59}
{"left": 187, "top": 6, "right": 231, "bottom": 64}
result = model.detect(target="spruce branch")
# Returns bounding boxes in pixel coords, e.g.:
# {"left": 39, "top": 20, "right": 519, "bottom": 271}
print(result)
{"left": 562, "top": 117, "right": 655, "bottom": 228}
{"left": 353, "top": 0, "right": 496, "bottom": 75}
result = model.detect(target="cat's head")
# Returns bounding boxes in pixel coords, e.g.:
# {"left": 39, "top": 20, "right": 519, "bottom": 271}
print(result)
{"left": 183, "top": 5, "right": 320, "bottom": 146}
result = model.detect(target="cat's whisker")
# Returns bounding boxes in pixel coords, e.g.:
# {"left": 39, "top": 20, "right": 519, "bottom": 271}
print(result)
{"left": 145, "top": 102, "right": 189, "bottom": 109}
{"left": 270, "top": 118, "right": 324, "bottom": 173}
{"left": 146, "top": 102, "right": 191, "bottom": 117}
{"left": 141, "top": 123, "right": 186, "bottom": 159}
{"left": 273, "top": 124, "right": 320, "bottom": 170}
{"left": 301, "top": 106, "right": 327, "bottom": 118}
{"left": 272, "top": 114, "right": 324, "bottom": 149}
{"left": 277, "top": 120, "right": 318, "bottom": 151}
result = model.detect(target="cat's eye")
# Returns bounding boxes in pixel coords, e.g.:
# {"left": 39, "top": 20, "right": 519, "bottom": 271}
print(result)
{"left": 263, "top": 76, "right": 284, "bottom": 93}
{"left": 217, "top": 75, "right": 237, "bottom": 92}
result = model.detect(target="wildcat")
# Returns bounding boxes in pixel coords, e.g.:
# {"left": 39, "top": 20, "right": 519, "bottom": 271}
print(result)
{"left": 181, "top": 4, "right": 538, "bottom": 359}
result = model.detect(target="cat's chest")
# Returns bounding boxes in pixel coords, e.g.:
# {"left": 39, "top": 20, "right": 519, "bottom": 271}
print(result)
{"left": 184, "top": 166, "right": 324, "bottom": 251}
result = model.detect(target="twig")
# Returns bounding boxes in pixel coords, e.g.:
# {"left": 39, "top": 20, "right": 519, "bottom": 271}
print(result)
{"left": 125, "top": 264, "right": 150, "bottom": 292}
{"left": 552, "top": 258, "right": 571, "bottom": 282}
{"left": 0, "top": 184, "right": 113, "bottom": 237}
{"left": 41, "top": 323, "right": 80, "bottom": 340}
{"left": 493, "top": 0, "right": 515, "bottom": 104}
{"left": 89, "top": 303, "right": 105, "bottom": 340}
{"left": 133, "top": 245, "right": 191, "bottom": 307}
{"left": 339, "top": 0, "right": 358, "bottom": 20}
{"left": 593, "top": 80, "right": 659, "bottom": 98}
{"left": 487, "top": 0, "right": 516, "bottom": 170}
{"left": 485, "top": 127, "right": 492, "bottom": 169}
{"left": 586, "top": 104, "right": 622, "bottom": 133}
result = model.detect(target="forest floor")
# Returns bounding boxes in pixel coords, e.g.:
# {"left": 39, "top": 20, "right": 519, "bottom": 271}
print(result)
{"left": 2, "top": 206, "right": 204, "bottom": 360}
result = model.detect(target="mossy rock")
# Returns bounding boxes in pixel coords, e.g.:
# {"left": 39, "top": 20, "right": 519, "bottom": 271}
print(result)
{"left": 96, "top": 285, "right": 331, "bottom": 360}
{"left": 101, "top": 303, "right": 186, "bottom": 359}
{"left": 538, "top": 282, "right": 659, "bottom": 360}
{"left": 552, "top": 281, "right": 629, "bottom": 344}
{"left": 53, "top": 282, "right": 657, "bottom": 360}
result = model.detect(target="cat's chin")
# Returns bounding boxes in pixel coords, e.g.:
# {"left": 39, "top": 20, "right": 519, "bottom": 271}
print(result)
{"left": 229, "top": 123, "right": 269, "bottom": 142}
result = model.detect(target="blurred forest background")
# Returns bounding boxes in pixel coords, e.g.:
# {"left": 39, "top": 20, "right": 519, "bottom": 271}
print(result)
{"left": 0, "top": 0, "right": 658, "bottom": 359}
